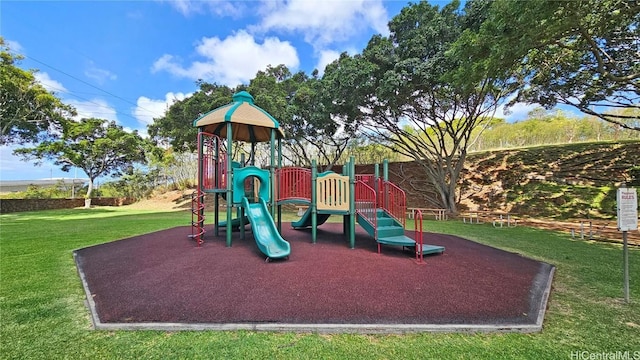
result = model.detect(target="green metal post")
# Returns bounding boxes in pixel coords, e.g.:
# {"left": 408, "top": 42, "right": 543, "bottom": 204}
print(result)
{"left": 383, "top": 159, "right": 389, "bottom": 213}
{"left": 226, "top": 122, "right": 233, "bottom": 247}
{"left": 240, "top": 153, "right": 245, "bottom": 240}
{"left": 383, "top": 159, "right": 389, "bottom": 181}
{"left": 214, "top": 194, "right": 219, "bottom": 236}
{"left": 311, "top": 160, "right": 317, "bottom": 244}
{"left": 349, "top": 156, "right": 356, "bottom": 249}
{"left": 270, "top": 129, "right": 276, "bottom": 216}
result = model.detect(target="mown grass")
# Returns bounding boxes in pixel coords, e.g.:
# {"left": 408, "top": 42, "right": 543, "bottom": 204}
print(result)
{"left": 1, "top": 207, "right": 639, "bottom": 359}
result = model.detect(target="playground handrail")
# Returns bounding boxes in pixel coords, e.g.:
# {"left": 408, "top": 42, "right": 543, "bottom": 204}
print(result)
{"left": 382, "top": 181, "right": 407, "bottom": 227}
{"left": 276, "top": 167, "right": 312, "bottom": 202}
{"left": 414, "top": 209, "right": 424, "bottom": 263}
{"left": 355, "top": 180, "right": 377, "bottom": 238}
{"left": 355, "top": 174, "right": 383, "bottom": 207}
{"left": 199, "top": 132, "right": 226, "bottom": 190}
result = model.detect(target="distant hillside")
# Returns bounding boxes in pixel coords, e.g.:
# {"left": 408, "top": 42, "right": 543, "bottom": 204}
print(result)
{"left": 355, "top": 141, "right": 640, "bottom": 220}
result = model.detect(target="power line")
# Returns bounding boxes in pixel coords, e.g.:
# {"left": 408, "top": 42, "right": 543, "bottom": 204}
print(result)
{"left": 34, "top": 82, "right": 145, "bottom": 124}
{"left": 15, "top": 51, "right": 163, "bottom": 118}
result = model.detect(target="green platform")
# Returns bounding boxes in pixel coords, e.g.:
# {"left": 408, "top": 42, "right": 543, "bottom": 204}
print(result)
{"left": 357, "top": 209, "right": 445, "bottom": 255}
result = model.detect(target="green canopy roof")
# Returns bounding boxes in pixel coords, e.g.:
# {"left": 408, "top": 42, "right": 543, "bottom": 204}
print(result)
{"left": 193, "top": 91, "right": 285, "bottom": 143}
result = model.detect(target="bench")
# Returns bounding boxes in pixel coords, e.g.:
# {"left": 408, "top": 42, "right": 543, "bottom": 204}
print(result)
{"left": 460, "top": 211, "right": 517, "bottom": 227}
{"left": 407, "top": 208, "right": 448, "bottom": 220}
{"left": 296, "top": 205, "right": 309, "bottom": 216}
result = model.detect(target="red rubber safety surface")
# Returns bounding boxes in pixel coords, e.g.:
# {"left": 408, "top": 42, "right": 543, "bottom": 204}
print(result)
{"left": 75, "top": 223, "right": 552, "bottom": 325}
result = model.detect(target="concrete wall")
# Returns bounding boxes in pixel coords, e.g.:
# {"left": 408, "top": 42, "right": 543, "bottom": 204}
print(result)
{"left": 0, "top": 198, "right": 135, "bottom": 214}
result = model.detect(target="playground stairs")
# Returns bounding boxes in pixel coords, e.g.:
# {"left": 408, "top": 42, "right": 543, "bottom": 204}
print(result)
{"left": 357, "top": 209, "right": 445, "bottom": 255}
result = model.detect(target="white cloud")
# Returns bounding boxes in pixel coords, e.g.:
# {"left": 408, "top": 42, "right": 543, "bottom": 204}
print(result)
{"left": 163, "top": 0, "right": 195, "bottom": 16}
{"left": 66, "top": 98, "right": 118, "bottom": 122}
{"left": 162, "top": 0, "right": 245, "bottom": 18}
{"left": 498, "top": 101, "right": 539, "bottom": 122}
{"left": 134, "top": 92, "right": 190, "bottom": 126}
{"left": 315, "top": 49, "right": 341, "bottom": 75}
{"left": 34, "top": 72, "right": 67, "bottom": 94}
{"left": 84, "top": 62, "right": 117, "bottom": 84}
{"left": 152, "top": 30, "right": 299, "bottom": 86}
{"left": 5, "top": 39, "right": 24, "bottom": 53}
{"left": 254, "top": 0, "right": 389, "bottom": 48}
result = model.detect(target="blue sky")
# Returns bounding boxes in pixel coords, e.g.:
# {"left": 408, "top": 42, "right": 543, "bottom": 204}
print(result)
{"left": 1, "top": 0, "right": 536, "bottom": 181}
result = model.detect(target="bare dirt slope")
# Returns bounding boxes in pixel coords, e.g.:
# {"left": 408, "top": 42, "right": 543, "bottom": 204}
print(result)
{"left": 124, "top": 190, "right": 193, "bottom": 211}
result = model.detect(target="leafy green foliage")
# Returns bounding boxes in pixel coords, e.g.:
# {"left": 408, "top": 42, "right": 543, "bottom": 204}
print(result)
{"left": 460, "top": 141, "right": 640, "bottom": 218}
{"left": 629, "top": 166, "right": 640, "bottom": 187}
{"left": 14, "top": 118, "right": 148, "bottom": 198}
{"left": 248, "top": 65, "right": 351, "bottom": 169}
{"left": 0, "top": 183, "right": 72, "bottom": 199}
{"left": 459, "top": 0, "right": 640, "bottom": 131}
{"left": 99, "top": 168, "right": 160, "bottom": 199}
{"left": 0, "top": 37, "right": 75, "bottom": 145}
{"left": 468, "top": 109, "right": 640, "bottom": 152}
{"left": 343, "top": 136, "right": 409, "bottom": 165}
{"left": 322, "top": 1, "right": 513, "bottom": 213}
{"left": 148, "top": 82, "right": 234, "bottom": 152}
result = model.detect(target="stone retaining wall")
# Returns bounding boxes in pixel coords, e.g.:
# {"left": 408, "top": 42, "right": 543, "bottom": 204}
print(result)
{"left": 0, "top": 198, "right": 135, "bottom": 214}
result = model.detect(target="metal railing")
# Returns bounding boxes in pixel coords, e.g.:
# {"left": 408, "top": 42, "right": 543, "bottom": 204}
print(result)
{"left": 199, "top": 132, "right": 226, "bottom": 191}
{"left": 382, "top": 181, "right": 407, "bottom": 227}
{"left": 355, "top": 174, "right": 383, "bottom": 207}
{"left": 355, "top": 180, "right": 377, "bottom": 238}
{"left": 276, "top": 167, "right": 312, "bottom": 202}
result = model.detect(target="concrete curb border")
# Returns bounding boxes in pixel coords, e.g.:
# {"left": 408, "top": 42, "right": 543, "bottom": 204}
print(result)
{"left": 74, "top": 252, "right": 555, "bottom": 334}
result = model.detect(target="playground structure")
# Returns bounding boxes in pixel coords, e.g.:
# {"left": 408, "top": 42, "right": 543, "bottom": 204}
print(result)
{"left": 191, "top": 91, "right": 444, "bottom": 261}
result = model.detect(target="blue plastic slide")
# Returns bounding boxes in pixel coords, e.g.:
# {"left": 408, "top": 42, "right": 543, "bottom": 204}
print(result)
{"left": 242, "top": 197, "right": 291, "bottom": 260}
{"left": 291, "top": 207, "right": 331, "bottom": 229}
{"left": 219, "top": 216, "right": 250, "bottom": 230}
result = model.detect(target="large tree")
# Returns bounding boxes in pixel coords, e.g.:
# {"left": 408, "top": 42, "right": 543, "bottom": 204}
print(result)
{"left": 322, "top": 0, "right": 512, "bottom": 213}
{"left": 0, "top": 37, "right": 75, "bottom": 145}
{"left": 148, "top": 82, "right": 234, "bottom": 152}
{"left": 468, "top": 0, "right": 639, "bottom": 131}
{"left": 14, "top": 118, "right": 148, "bottom": 206}
{"left": 247, "top": 65, "right": 350, "bottom": 169}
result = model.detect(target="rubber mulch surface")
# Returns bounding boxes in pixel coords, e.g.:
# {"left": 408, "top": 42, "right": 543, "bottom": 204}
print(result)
{"left": 75, "top": 223, "right": 551, "bottom": 326}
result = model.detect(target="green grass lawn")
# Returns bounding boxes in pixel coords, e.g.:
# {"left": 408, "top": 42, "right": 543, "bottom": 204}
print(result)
{"left": 1, "top": 207, "right": 639, "bottom": 359}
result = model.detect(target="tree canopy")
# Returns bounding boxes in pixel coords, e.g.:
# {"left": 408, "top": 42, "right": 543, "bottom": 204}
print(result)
{"left": 14, "top": 118, "right": 149, "bottom": 201}
{"left": 148, "top": 82, "right": 234, "bottom": 152}
{"left": 321, "top": 0, "right": 512, "bottom": 212}
{"left": 460, "top": 0, "right": 640, "bottom": 131}
{"left": 143, "top": 0, "right": 637, "bottom": 211}
{"left": 247, "top": 64, "right": 350, "bottom": 169}
{"left": 0, "top": 37, "right": 75, "bottom": 145}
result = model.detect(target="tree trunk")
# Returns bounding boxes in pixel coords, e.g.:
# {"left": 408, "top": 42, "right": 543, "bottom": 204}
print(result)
{"left": 84, "top": 180, "right": 94, "bottom": 209}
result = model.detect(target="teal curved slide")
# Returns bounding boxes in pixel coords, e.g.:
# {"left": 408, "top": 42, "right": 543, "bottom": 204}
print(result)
{"left": 242, "top": 197, "right": 291, "bottom": 260}
{"left": 291, "top": 207, "right": 331, "bottom": 229}
{"left": 219, "top": 216, "right": 249, "bottom": 230}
